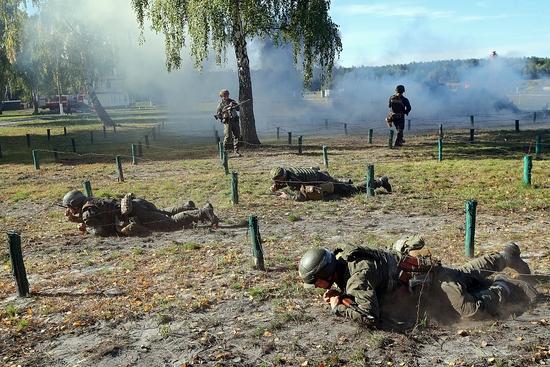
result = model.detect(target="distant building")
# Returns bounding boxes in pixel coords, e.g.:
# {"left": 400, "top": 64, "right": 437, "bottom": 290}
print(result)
{"left": 94, "top": 70, "right": 129, "bottom": 109}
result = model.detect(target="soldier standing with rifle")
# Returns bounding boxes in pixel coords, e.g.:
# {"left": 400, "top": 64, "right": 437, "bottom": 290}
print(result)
{"left": 386, "top": 85, "right": 411, "bottom": 147}
{"left": 215, "top": 89, "right": 243, "bottom": 157}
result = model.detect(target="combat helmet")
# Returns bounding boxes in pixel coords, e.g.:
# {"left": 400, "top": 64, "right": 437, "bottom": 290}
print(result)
{"left": 299, "top": 248, "right": 336, "bottom": 284}
{"left": 395, "top": 85, "right": 405, "bottom": 93}
{"left": 63, "top": 190, "right": 87, "bottom": 208}
{"left": 270, "top": 167, "right": 287, "bottom": 181}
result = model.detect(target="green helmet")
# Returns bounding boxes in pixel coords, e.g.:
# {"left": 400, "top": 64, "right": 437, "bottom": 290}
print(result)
{"left": 395, "top": 85, "right": 405, "bottom": 93}
{"left": 63, "top": 190, "right": 86, "bottom": 208}
{"left": 299, "top": 248, "right": 336, "bottom": 284}
{"left": 270, "top": 167, "right": 286, "bottom": 181}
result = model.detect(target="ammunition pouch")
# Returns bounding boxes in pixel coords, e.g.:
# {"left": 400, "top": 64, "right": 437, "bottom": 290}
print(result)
{"left": 386, "top": 112, "right": 403, "bottom": 123}
{"left": 301, "top": 185, "right": 324, "bottom": 200}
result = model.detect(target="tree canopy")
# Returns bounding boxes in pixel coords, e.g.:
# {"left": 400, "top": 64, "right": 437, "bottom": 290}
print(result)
{"left": 131, "top": 0, "right": 342, "bottom": 145}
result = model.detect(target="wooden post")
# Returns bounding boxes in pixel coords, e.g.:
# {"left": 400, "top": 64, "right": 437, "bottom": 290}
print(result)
{"left": 83, "top": 180, "right": 93, "bottom": 197}
{"left": 465, "top": 200, "right": 477, "bottom": 258}
{"left": 366, "top": 164, "right": 375, "bottom": 197}
{"left": 116, "top": 155, "right": 124, "bottom": 182}
{"left": 32, "top": 150, "right": 40, "bottom": 170}
{"left": 248, "top": 215, "right": 265, "bottom": 271}
{"left": 231, "top": 171, "right": 239, "bottom": 204}
{"left": 7, "top": 231, "right": 29, "bottom": 297}
{"left": 524, "top": 155, "right": 532, "bottom": 185}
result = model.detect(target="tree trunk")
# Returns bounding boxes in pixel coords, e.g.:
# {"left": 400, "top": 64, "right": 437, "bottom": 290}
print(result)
{"left": 32, "top": 89, "right": 39, "bottom": 115}
{"left": 84, "top": 76, "right": 115, "bottom": 127}
{"left": 232, "top": 13, "right": 261, "bottom": 145}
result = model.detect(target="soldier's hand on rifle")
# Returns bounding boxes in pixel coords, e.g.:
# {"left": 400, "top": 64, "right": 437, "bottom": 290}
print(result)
{"left": 77, "top": 222, "right": 87, "bottom": 233}
{"left": 323, "top": 289, "right": 343, "bottom": 309}
{"left": 65, "top": 208, "right": 79, "bottom": 223}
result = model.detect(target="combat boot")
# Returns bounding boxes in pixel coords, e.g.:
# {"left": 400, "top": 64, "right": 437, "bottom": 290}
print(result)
{"left": 493, "top": 274, "right": 538, "bottom": 304}
{"left": 499, "top": 242, "right": 531, "bottom": 275}
{"left": 378, "top": 176, "right": 392, "bottom": 193}
{"left": 183, "top": 201, "right": 195, "bottom": 209}
{"left": 199, "top": 203, "right": 219, "bottom": 226}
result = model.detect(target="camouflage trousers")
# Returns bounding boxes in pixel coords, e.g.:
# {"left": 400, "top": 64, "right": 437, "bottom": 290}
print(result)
{"left": 428, "top": 253, "right": 508, "bottom": 319}
{"left": 223, "top": 118, "right": 241, "bottom": 152}
{"left": 130, "top": 199, "right": 201, "bottom": 231}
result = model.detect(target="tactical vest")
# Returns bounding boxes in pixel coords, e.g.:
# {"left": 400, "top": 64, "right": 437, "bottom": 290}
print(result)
{"left": 82, "top": 198, "right": 121, "bottom": 228}
{"left": 389, "top": 94, "right": 405, "bottom": 115}
{"left": 286, "top": 167, "right": 322, "bottom": 182}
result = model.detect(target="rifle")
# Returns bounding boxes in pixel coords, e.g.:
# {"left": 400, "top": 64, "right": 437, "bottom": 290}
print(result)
{"left": 214, "top": 99, "right": 251, "bottom": 120}
{"left": 339, "top": 296, "right": 375, "bottom": 320}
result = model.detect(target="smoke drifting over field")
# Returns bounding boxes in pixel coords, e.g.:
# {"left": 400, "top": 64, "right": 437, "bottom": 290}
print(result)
{"left": 29, "top": 1, "right": 533, "bottom": 137}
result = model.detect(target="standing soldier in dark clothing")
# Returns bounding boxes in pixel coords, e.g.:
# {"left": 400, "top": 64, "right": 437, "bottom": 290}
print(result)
{"left": 215, "top": 89, "right": 242, "bottom": 157}
{"left": 270, "top": 166, "right": 391, "bottom": 201}
{"left": 386, "top": 85, "right": 411, "bottom": 147}
{"left": 298, "top": 236, "right": 537, "bottom": 328}
{"left": 62, "top": 190, "right": 218, "bottom": 237}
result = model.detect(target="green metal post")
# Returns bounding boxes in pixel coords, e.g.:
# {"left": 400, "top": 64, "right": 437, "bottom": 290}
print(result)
{"left": 470, "top": 115, "right": 474, "bottom": 127}
{"left": 368, "top": 128, "right": 373, "bottom": 143}
{"left": 103, "top": 125, "right": 106, "bottom": 138}
{"left": 47, "top": 129, "right": 51, "bottom": 141}
{"left": 523, "top": 155, "right": 532, "bottom": 185}
{"left": 407, "top": 119, "right": 411, "bottom": 130}
{"left": 438, "top": 138, "right": 443, "bottom": 162}
{"left": 535, "top": 135, "right": 541, "bottom": 157}
{"left": 231, "top": 171, "right": 239, "bottom": 204}
{"left": 26, "top": 134, "right": 31, "bottom": 147}
{"left": 323, "top": 146, "right": 328, "bottom": 168}
{"left": 53, "top": 147, "right": 58, "bottom": 160}
{"left": 83, "top": 180, "right": 92, "bottom": 197}
{"left": 366, "top": 164, "right": 375, "bottom": 197}
{"left": 116, "top": 155, "right": 124, "bottom": 182}
{"left": 276, "top": 127, "right": 280, "bottom": 140}
{"left": 298, "top": 136, "right": 303, "bottom": 155}
{"left": 388, "top": 130, "right": 394, "bottom": 148}
{"left": 32, "top": 150, "right": 39, "bottom": 170}
{"left": 71, "top": 138, "right": 76, "bottom": 153}
{"left": 515, "top": 120, "right": 520, "bottom": 132}
{"left": 470, "top": 129, "right": 474, "bottom": 142}
{"left": 138, "top": 142, "right": 143, "bottom": 157}
{"left": 145, "top": 134, "right": 150, "bottom": 148}
{"left": 465, "top": 200, "right": 477, "bottom": 258}
{"left": 533, "top": 111, "right": 537, "bottom": 123}
{"left": 151, "top": 127, "right": 155, "bottom": 140}
{"left": 344, "top": 123, "right": 348, "bottom": 135}
{"left": 7, "top": 231, "right": 29, "bottom": 297}
{"left": 288, "top": 132, "right": 292, "bottom": 144}
{"left": 219, "top": 141, "right": 224, "bottom": 159}
{"left": 248, "top": 215, "right": 265, "bottom": 271}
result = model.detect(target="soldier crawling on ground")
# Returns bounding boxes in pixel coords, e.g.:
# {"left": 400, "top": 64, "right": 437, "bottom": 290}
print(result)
{"left": 62, "top": 190, "right": 218, "bottom": 237}
{"left": 270, "top": 166, "right": 392, "bottom": 201}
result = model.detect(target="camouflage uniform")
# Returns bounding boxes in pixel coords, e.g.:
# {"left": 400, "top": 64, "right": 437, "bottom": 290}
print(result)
{"left": 217, "top": 95, "right": 242, "bottom": 154}
{"left": 75, "top": 197, "right": 215, "bottom": 236}
{"left": 271, "top": 167, "right": 390, "bottom": 201}
{"left": 329, "top": 244, "right": 533, "bottom": 324}
{"left": 388, "top": 88, "right": 411, "bottom": 146}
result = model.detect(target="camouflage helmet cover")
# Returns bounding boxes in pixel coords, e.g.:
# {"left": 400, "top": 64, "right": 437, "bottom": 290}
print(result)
{"left": 395, "top": 85, "right": 405, "bottom": 93}
{"left": 270, "top": 167, "right": 287, "bottom": 181}
{"left": 299, "top": 248, "right": 336, "bottom": 284}
{"left": 63, "top": 190, "right": 86, "bottom": 208}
